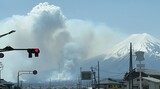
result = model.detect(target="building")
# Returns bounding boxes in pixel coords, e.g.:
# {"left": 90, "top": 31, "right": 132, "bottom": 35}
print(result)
{"left": 96, "top": 78, "right": 126, "bottom": 89}
{"left": 0, "top": 79, "right": 14, "bottom": 89}
{"left": 124, "top": 69, "right": 160, "bottom": 89}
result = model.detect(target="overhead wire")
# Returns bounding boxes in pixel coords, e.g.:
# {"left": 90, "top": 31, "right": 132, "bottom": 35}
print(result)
{"left": 98, "top": 52, "right": 131, "bottom": 79}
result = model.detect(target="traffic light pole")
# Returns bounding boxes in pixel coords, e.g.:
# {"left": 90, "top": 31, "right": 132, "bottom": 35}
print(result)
{"left": 0, "top": 62, "right": 3, "bottom": 83}
{"left": 0, "top": 46, "right": 40, "bottom": 58}
{"left": 17, "top": 70, "right": 37, "bottom": 88}
{"left": 0, "top": 30, "right": 15, "bottom": 38}
{"left": 0, "top": 30, "right": 39, "bottom": 88}
{"left": 0, "top": 30, "right": 40, "bottom": 58}
{"left": 0, "top": 47, "right": 34, "bottom": 52}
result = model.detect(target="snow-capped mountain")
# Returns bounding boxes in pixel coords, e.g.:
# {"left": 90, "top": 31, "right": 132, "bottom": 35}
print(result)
{"left": 82, "top": 33, "right": 160, "bottom": 79}
{"left": 105, "top": 33, "right": 160, "bottom": 60}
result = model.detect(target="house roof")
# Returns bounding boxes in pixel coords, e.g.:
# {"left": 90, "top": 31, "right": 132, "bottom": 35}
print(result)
{"left": 100, "top": 78, "right": 123, "bottom": 84}
{"left": 124, "top": 69, "right": 160, "bottom": 80}
{"left": 0, "top": 79, "right": 14, "bottom": 86}
{"left": 143, "top": 69, "right": 160, "bottom": 76}
{"left": 143, "top": 77, "right": 160, "bottom": 83}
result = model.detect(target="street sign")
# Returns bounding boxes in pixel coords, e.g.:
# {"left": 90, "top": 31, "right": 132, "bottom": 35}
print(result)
{"left": 136, "top": 64, "right": 145, "bottom": 72}
{"left": 136, "top": 64, "right": 145, "bottom": 68}
{"left": 135, "top": 51, "right": 145, "bottom": 61}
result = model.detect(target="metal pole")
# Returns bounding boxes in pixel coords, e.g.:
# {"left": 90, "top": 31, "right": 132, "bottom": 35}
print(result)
{"left": 0, "top": 30, "right": 16, "bottom": 38}
{"left": 139, "top": 61, "right": 142, "bottom": 89}
{"left": 129, "top": 43, "right": 133, "bottom": 71}
{"left": 20, "top": 81, "right": 23, "bottom": 89}
{"left": 129, "top": 43, "right": 133, "bottom": 89}
{"left": 135, "top": 51, "right": 145, "bottom": 89}
{"left": 0, "top": 70, "right": 1, "bottom": 83}
{"left": 17, "top": 70, "right": 37, "bottom": 88}
{"left": 91, "top": 66, "right": 97, "bottom": 89}
{"left": 98, "top": 61, "right": 100, "bottom": 89}
{"left": 17, "top": 72, "right": 20, "bottom": 88}
{"left": 0, "top": 62, "right": 3, "bottom": 82}
{"left": 91, "top": 67, "right": 93, "bottom": 88}
{"left": 80, "top": 67, "right": 82, "bottom": 89}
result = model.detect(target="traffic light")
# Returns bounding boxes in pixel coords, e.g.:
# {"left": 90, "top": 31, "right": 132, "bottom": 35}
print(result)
{"left": 27, "top": 48, "right": 40, "bottom": 58}
{"left": 33, "top": 70, "right": 38, "bottom": 75}
{"left": 0, "top": 53, "right": 4, "bottom": 58}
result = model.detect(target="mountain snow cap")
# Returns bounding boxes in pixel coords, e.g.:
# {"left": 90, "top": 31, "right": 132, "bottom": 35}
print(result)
{"left": 105, "top": 33, "right": 160, "bottom": 60}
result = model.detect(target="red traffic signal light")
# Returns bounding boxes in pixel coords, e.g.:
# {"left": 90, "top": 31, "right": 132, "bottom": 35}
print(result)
{"left": 34, "top": 48, "right": 39, "bottom": 53}
{"left": 34, "top": 48, "right": 40, "bottom": 57}
{"left": 27, "top": 48, "right": 40, "bottom": 58}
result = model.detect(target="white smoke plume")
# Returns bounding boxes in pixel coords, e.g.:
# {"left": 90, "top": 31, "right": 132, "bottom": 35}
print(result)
{"left": 0, "top": 2, "right": 125, "bottom": 82}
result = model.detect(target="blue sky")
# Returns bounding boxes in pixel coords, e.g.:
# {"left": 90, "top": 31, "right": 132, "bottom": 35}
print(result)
{"left": 0, "top": 0, "right": 160, "bottom": 38}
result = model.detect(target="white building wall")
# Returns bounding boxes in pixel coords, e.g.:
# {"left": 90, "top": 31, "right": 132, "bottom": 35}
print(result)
{"left": 148, "top": 82, "right": 160, "bottom": 89}
{"left": 126, "top": 77, "right": 160, "bottom": 89}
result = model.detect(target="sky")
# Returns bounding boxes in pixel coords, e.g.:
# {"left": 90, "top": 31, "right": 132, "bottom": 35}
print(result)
{"left": 0, "top": 0, "right": 160, "bottom": 37}
{"left": 0, "top": 0, "right": 160, "bottom": 82}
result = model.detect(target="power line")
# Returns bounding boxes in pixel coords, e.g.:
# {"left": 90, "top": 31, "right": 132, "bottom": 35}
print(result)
{"left": 99, "top": 69, "right": 125, "bottom": 75}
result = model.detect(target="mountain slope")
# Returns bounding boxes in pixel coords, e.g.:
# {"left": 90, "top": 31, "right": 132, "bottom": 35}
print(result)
{"left": 82, "top": 33, "right": 160, "bottom": 79}
{"left": 105, "top": 33, "right": 160, "bottom": 60}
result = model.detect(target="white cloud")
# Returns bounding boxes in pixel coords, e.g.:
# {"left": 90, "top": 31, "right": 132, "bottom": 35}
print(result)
{"left": 0, "top": 2, "right": 125, "bottom": 82}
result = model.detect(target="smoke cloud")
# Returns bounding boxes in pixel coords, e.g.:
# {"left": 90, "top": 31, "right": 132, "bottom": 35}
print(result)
{"left": 0, "top": 2, "right": 125, "bottom": 82}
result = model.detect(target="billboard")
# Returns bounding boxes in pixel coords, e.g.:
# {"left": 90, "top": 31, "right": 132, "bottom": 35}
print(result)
{"left": 81, "top": 71, "right": 92, "bottom": 80}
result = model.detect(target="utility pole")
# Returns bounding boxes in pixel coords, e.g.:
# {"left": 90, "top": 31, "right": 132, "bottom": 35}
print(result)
{"left": 129, "top": 43, "right": 133, "bottom": 89}
{"left": 139, "top": 61, "right": 142, "bottom": 89}
{"left": 91, "top": 66, "right": 97, "bottom": 89}
{"left": 79, "top": 67, "right": 82, "bottom": 89}
{"left": 97, "top": 61, "right": 100, "bottom": 89}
